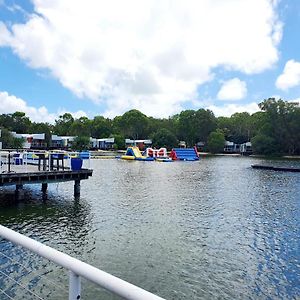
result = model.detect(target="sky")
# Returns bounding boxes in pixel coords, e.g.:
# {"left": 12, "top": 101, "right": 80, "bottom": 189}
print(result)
{"left": 0, "top": 0, "right": 300, "bottom": 123}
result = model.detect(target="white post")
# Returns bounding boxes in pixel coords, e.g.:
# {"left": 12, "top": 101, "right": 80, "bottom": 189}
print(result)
{"left": 23, "top": 151, "right": 27, "bottom": 172}
{"left": 48, "top": 151, "right": 51, "bottom": 171}
{"left": 69, "top": 271, "right": 81, "bottom": 300}
{"left": 69, "top": 153, "right": 71, "bottom": 170}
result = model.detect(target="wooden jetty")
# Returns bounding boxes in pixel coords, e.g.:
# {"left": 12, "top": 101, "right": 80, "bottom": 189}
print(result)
{"left": 0, "top": 150, "right": 93, "bottom": 199}
{"left": 0, "top": 169, "right": 93, "bottom": 198}
{"left": 251, "top": 164, "right": 300, "bottom": 172}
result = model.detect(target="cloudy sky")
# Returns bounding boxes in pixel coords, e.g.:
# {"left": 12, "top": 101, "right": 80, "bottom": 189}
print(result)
{"left": 0, "top": 0, "right": 299, "bottom": 122}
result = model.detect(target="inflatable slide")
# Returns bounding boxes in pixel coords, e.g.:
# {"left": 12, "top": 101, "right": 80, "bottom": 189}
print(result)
{"left": 119, "top": 146, "right": 154, "bottom": 161}
{"left": 170, "top": 147, "right": 199, "bottom": 161}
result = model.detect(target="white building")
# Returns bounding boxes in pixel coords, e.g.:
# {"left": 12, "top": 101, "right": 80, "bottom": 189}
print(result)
{"left": 90, "top": 137, "right": 115, "bottom": 150}
{"left": 51, "top": 135, "right": 76, "bottom": 148}
{"left": 12, "top": 132, "right": 46, "bottom": 149}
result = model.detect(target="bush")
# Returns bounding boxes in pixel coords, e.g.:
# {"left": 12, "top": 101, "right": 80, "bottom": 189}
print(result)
{"left": 207, "top": 130, "right": 225, "bottom": 153}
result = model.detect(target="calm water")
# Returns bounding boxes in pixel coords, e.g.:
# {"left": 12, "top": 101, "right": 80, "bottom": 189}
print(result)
{"left": 0, "top": 156, "right": 299, "bottom": 299}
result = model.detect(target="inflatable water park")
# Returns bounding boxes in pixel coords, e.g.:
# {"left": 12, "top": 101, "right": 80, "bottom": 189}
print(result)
{"left": 169, "top": 147, "right": 199, "bottom": 161}
{"left": 117, "top": 146, "right": 199, "bottom": 162}
{"left": 118, "top": 146, "right": 154, "bottom": 161}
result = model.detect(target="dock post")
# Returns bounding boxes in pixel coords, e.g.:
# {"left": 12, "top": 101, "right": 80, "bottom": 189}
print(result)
{"left": 74, "top": 180, "right": 80, "bottom": 197}
{"left": 42, "top": 183, "right": 48, "bottom": 193}
{"left": 15, "top": 184, "right": 24, "bottom": 201}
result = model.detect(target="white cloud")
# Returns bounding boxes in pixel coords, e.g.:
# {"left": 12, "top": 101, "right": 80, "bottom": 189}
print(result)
{"left": 217, "top": 78, "right": 247, "bottom": 101}
{"left": 0, "top": 22, "right": 12, "bottom": 45}
{"left": 0, "top": 0, "right": 282, "bottom": 117}
{"left": 276, "top": 60, "right": 300, "bottom": 90}
{"left": 0, "top": 91, "right": 87, "bottom": 123}
{"left": 207, "top": 102, "right": 260, "bottom": 117}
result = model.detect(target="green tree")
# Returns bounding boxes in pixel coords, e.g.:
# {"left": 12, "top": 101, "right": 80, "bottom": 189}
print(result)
{"left": 258, "top": 98, "right": 300, "bottom": 155}
{"left": 177, "top": 109, "right": 216, "bottom": 146}
{"left": 251, "top": 134, "right": 278, "bottom": 155}
{"left": 195, "top": 109, "right": 217, "bottom": 142}
{"left": 229, "top": 112, "right": 252, "bottom": 143}
{"left": 0, "top": 112, "right": 31, "bottom": 133}
{"left": 71, "top": 136, "right": 90, "bottom": 151}
{"left": 151, "top": 128, "right": 178, "bottom": 149}
{"left": 54, "top": 113, "right": 74, "bottom": 135}
{"left": 111, "top": 134, "right": 125, "bottom": 150}
{"left": 249, "top": 111, "right": 269, "bottom": 137}
{"left": 1, "top": 128, "right": 24, "bottom": 149}
{"left": 177, "top": 110, "right": 197, "bottom": 146}
{"left": 91, "top": 116, "right": 112, "bottom": 138}
{"left": 207, "top": 130, "right": 225, "bottom": 153}
{"left": 70, "top": 117, "right": 91, "bottom": 136}
{"left": 217, "top": 116, "right": 232, "bottom": 140}
{"left": 115, "top": 109, "right": 149, "bottom": 139}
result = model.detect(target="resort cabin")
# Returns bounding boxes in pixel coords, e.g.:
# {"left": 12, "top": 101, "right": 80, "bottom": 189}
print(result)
{"left": 11, "top": 132, "right": 46, "bottom": 149}
{"left": 51, "top": 135, "right": 76, "bottom": 149}
{"left": 60, "top": 136, "right": 76, "bottom": 149}
{"left": 51, "top": 135, "right": 64, "bottom": 149}
{"left": 224, "top": 141, "right": 240, "bottom": 153}
{"left": 240, "top": 142, "right": 252, "bottom": 155}
{"left": 90, "top": 137, "right": 115, "bottom": 150}
{"left": 90, "top": 138, "right": 98, "bottom": 149}
{"left": 125, "top": 139, "right": 152, "bottom": 150}
{"left": 97, "top": 138, "right": 115, "bottom": 150}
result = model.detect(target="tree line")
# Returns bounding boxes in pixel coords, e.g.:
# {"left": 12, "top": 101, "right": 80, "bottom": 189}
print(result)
{"left": 0, "top": 98, "right": 299, "bottom": 155}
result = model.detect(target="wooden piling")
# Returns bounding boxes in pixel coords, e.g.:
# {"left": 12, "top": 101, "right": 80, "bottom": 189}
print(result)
{"left": 42, "top": 183, "right": 48, "bottom": 193}
{"left": 74, "top": 180, "right": 81, "bottom": 197}
{"left": 15, "top": 184, "right": 24, "bottom": 201}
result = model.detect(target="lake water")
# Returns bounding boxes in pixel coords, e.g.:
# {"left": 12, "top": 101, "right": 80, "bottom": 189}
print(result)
{"left": 0, "top": 156, "right": 299, "bottom": 299}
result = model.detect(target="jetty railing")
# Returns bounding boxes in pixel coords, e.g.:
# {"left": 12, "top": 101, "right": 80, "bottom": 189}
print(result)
{"left": 0, "top": 150, "right": 92, "bottom": 173}
{"left": 0, "top": 225, "right": 164, "bottom": 300}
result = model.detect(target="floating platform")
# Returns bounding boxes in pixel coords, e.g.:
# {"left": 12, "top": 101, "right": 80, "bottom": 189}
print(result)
{"left": 251, "top": 164, "right": 300, "bottom": 172}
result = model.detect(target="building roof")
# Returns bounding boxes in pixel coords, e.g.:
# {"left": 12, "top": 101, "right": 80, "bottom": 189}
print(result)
{"left": 225, "top": 141, "right": 234, "bottom": 146}
{"left": 125, "top": 139, "right": 152, "bottom": 144}
{"left": 98, "top": 138, "right": 115, "bottom": 143}
{"left": 51, "top": 134, "right": 63, "bottom": 141}
{"left": 12, "top": 132, "right": 45, "bottom": 140}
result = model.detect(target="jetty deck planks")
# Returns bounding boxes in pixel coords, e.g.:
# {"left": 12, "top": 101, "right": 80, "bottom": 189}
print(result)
{"left": 0, "top": 169, "right": 93, "bottom": 186}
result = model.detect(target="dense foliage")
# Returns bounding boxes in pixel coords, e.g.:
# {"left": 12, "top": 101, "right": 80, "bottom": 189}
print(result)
{"left": 0, "top": 98, "right": 299, "bottom": 155}
{"left": 207, "top": 130, "right": 225, "bottom": 154}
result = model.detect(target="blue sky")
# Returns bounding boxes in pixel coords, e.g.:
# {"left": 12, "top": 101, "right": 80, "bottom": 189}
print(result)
{"left": 0, "top": 0, "right": 300, "bottom": 122}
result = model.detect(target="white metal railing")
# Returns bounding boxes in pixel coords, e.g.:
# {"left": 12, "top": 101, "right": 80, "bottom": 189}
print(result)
{"left": 0, "top": 225, "right": 164, "bottom": 300}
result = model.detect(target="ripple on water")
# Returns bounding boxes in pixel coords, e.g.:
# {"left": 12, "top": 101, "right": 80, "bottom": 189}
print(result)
{"left": 0, "top": 156, "right": 299, "bottom": 299}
